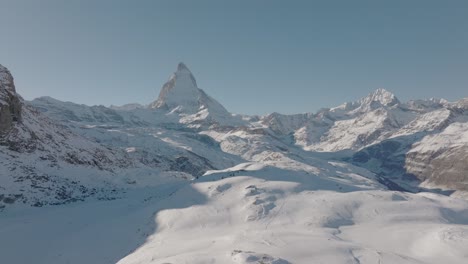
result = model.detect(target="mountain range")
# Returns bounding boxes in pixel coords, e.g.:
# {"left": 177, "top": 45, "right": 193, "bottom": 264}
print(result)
{"left": 1, "top": 63, "right": 468, "bottom": 264}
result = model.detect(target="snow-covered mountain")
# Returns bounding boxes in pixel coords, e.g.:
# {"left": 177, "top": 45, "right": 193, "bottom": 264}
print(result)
{"left": 25, "top": 63, "right": 468, "bottom": 196}
{"left": 405, "top": 122, "right": 468, "bottom": 191}
{"left": 0, "top": 64, "right": 193, "bottom": 208}
{"left": 2, "top": 62, "right": 468, "bottom": 264}
{"left": 149, "top": 62, "right": 244, "bottom": 128}
{"left": 255, "top": 88, "right": 468, "bottom": 193}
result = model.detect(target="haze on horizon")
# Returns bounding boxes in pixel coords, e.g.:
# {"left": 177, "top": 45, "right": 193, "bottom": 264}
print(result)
{"left": 0, "top": 0, "right": 467, "bottom": 115}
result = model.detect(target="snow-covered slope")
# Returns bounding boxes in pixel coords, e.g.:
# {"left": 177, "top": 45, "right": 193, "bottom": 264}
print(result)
{"left": 406, "top": 122, "right": 468, "bottom": 192}
{"left": 349, "top": 98, "right": 468, "bottom": 193}
{"left": 119, "top": 167, "right": 468, "bottom": 264}
{"left": 289, "top": 89, "right": 414, "bottom": 151}
{"left": 0, "top": 64, "right": 190, "bottom": 209}
{"left": 253, "top": 88, "right": 468, "bottom": 193}
{"left": 110, "top": 103, "right": 146, "bottom": 111}
{"left": 1, "top": 164, "right": 468, "bottom": 264}
{"left": 257, "top": 89, "right": 462, "bottom": 155}
{"left": 27, "top": 64, "right": 468, "bottom": 194}
{"left": 2, "top": 61, "right": 468, "bottom": 264}
{"left": 30, "top": 99, "right": 245, "bottom": 178}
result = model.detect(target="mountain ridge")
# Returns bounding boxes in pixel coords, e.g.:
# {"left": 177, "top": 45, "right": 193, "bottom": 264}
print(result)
{"left": 25, "top": 63, "right": 468, "bottom": 195}
{"left": 2, "top": 62, "right": 468, "bottom": 264}
{"left": 2, "top": 62, "right": 468, "bottom": 204}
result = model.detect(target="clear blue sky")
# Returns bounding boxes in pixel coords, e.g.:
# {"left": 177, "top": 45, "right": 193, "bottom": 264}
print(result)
{"left": 0, "top": 0, "right": 467, "bottom": 115}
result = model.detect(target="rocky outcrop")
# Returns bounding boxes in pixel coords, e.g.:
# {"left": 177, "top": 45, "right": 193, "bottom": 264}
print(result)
{"left": 0, "top": 65, "right": 22, "bottom": 134}
{"left": 406, "top": 146, "right": 468, "bottom": 191}
{"left": 405, "top": 122, "right": 468, "bottom": 191}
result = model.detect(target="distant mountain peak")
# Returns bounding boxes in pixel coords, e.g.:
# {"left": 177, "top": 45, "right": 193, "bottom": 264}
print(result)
{"left": 150, "top": 63, "right": 199, "bottom": 110}
{"left": 363, "top": 88, "right": 399, "bottom": 106}
{"left": 149, "top": 63, "right": 232, "bottom": 124}
{"left": 331, "top": 88, "right": 400, "bottom": 114}
{"left": 345, "top": 88, "right": 400, "bottom": 113}
{"left": 177, "top": 62, "right": 191, "bottom": 72}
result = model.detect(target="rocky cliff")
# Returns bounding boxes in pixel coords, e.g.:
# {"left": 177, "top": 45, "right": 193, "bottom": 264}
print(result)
{"left": 0, "top": 65, "right": 22, "bottom": 134}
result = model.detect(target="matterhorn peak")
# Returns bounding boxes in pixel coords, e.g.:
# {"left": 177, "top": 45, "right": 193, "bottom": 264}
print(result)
{"left": 177, "top": 62, "right": 191, "bottom": 73}
{"left": 150, "top": 62, "right": 200, "bottom": 110}
{"left": 149, "top": 63, "right": 231, "bottom": 123}
{"left": 174, "top": 62, "right": 197, "bottom": 87}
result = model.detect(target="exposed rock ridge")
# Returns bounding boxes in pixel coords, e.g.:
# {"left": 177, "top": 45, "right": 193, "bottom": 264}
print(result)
{"left": 0, "top": 65, "right": 22, "bottom": 134}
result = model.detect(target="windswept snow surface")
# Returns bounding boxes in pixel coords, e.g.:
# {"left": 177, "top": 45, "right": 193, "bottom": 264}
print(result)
{"left": 1, "top": 164, "right": 468, "bottom": 264}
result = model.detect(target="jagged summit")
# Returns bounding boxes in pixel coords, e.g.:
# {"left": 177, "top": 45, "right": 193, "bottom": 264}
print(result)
{"left": 150, "top": 62, "right": 200, "bottom": 110}
{"left": 362, "top": 88, "right": 399, "bottom": 106}
{"left": 177, "top": 62, "right": 191, "bottom": 72}
{"left": 149, "top": 63, "right": 231, "bottom": 122}
{"left": 330, "top": 88, "right": 400, "bottom": 114}
{"left": 345, "top": 88, "right": 400, "bottom": 114}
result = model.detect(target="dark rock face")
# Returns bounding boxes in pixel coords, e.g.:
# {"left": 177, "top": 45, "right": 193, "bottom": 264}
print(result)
{"left": 352, "top": 124, "right": 468, "bottom": 193}
{"left": 0, "top": 65, "right": 22, "bottom": 134}
{"left": 406, "top": 144, "right": 468, "bottom": 191}
{"left": 350, "top": 135, "right": 423, "bottom": 192}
